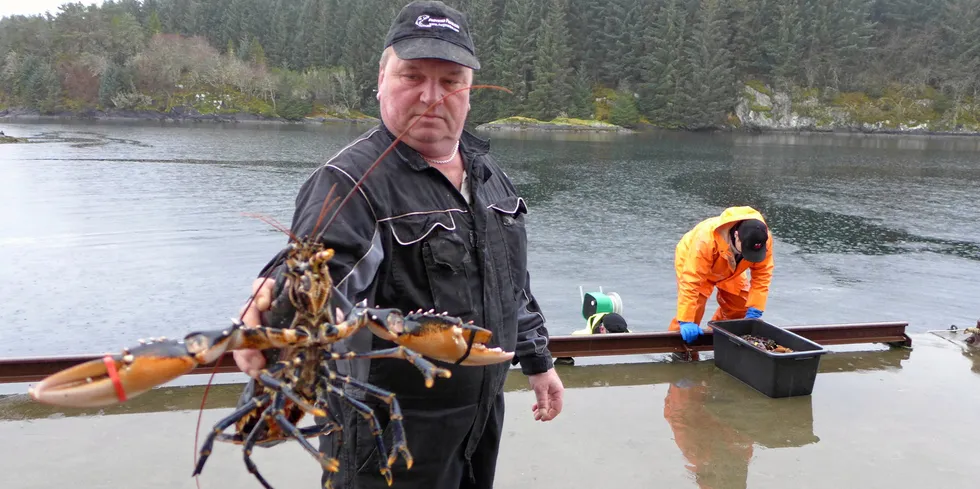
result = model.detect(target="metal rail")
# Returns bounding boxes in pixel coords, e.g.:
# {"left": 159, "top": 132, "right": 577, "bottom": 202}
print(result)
{"left": 548, "top": 321, "right": 911, "bottom": 357}
{"left": 0, "top": 321, "right": 911, "bottom": 384}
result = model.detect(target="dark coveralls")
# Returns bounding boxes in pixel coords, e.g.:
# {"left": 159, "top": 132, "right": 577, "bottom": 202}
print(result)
{"left": 248, "top": 122, "right": 554, "bottom": 489}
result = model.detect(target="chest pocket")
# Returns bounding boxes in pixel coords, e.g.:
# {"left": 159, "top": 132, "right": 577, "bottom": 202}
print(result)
{"left": 385, "top": 209, "right": 475, "bottom": 318}
{"left": 488, "top": 196, "right": 529, "bottom": 293}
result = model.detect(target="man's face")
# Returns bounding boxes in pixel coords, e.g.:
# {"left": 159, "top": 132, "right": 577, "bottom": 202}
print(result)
{"left": 377, "top": 51, "right": 473, "bottom": 157}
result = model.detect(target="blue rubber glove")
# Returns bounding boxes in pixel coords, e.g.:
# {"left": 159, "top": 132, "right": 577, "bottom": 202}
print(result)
{"left": 679, "top": 321, "right": 701, "bottom": 343}
{"left": 745, "top": 307, "right": 763, "bottom": 319}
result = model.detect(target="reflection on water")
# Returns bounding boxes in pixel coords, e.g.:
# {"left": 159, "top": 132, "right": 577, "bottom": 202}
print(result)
{"left": 0, "top": 347, "right": 910, "bottom": 421}
{"left": 664, "top": 368, "right": 819, "bottom": 489}
{"left": 12, "top": 130, "right": 153, "bottom": 148}
{"left": 732, "top": 131, "right": 980, "bottom": 152}
{"left": 665, "top": 381, "right": 753, "bottom": 489}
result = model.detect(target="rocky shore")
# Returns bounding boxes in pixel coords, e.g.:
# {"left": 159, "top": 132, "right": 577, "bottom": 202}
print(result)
{"left": 476, "top": 116, "right": 634, "bottom": 133}
{"left": 4, "top": 80, "right": 980, "bottom": 137}
{"left": 732, "top": 83, "right": 980, "bottom": 136}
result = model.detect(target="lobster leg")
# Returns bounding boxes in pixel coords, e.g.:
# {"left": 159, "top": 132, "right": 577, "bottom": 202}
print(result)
{"left": 193, "top": 392, "right": 272, "bottom": 477}
{"left": 239, "top": 420, "right": 343, "bottom": 489}
{"left": 196, "top": 360, "right": 286, "bottom": 471}
{"left": 257, "top": 368, "right": 327, "bottom": 418}
{"left": 216, "top": 418, "right": 342, "bottom": 445}
{"left": 315, "top": 380, "right": 347, "bottom": 489}
{"left": 324, "top": 381, "right": 396, "bottom": 486}
{"left": 330, "top": 346, "right": 452, "bottom": 388}
{"left": 238, "top": 393, "right": 342, "bottom": 489}
{"left": 270, "top": 392, "right": 340, "bottom": 473}
{"left": 242, "top": 406, "right": 276, "bottom": 489}
{"left": 322, "top": 365, "right": 412, "bottom": 471}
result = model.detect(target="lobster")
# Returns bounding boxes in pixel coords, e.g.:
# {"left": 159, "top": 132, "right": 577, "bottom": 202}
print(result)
{"left": 27, "top": 84, "right": 516, "bottom": 489}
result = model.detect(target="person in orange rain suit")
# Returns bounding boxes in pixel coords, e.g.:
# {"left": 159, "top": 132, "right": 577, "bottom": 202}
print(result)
{"left": 663, "top": 381, "right": 754, "bottom": 488}
{"left": 668, "top": 206, "right": 774, "bottom": 344}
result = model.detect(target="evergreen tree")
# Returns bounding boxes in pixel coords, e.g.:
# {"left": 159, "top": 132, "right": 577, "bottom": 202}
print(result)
{"left": 680, "top": 0, "right": 735, "bottom": 128}
{"left": 568, "top": 66, "right": 594, "bottom": 119}
{"left": 491, "top": 0, "right": 539, "bottom": 117}
{"left": 146, "top": 10, "right": 163, "bottom": 36}
{"left": 642, "top": 0, "right": 687, "bottom": 125}
{"left": 527, "top": 0, "right": 573, "bottom": 120}
{"left": 830, "top": 0, "right": 875, "bottom": 90}
{"left": 460, "top": 0, "right": 503, "bottom": 125}
{"left": 938, "top": 0, "right": 980, "bottom": 122}
{"left": 597, "top": 0, "right": 631, "bottom": 87}
{"left": 268, "top": 0, "right": 292, "bottom": 68}
{"left": 292, "top": 0, "right": 330, "bottom": 69}
{"left": 99, "top": 61, "right": 129, "bottom": 108}
{"left": 247, "top": 38, "right": 266, "bottom": 67}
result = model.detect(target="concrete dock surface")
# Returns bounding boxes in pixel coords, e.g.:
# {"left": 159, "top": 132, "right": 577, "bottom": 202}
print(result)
{"left": 1, "top": 332, "right": 977, "bottom": 489}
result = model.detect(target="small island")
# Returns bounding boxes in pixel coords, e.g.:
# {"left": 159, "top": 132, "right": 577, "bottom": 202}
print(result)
{"left": 476, "top": 116, "right": 633, "bottom": 133}
{"left": 0, "top": 134, "right": 28, "bottom": 144}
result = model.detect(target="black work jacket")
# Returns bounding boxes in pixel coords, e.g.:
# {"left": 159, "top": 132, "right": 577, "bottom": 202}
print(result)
{"left": 258, "top": 122, "right": 553, "bottom": 458}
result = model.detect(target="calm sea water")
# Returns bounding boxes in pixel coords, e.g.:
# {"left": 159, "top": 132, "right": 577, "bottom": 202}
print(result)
{"left": 1, "top": 120, "right": 978, "bottom": 357}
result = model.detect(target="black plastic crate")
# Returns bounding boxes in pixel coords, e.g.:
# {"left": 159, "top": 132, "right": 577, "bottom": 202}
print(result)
{"left": 708, "top": 318, "right": 829, "bottom": 398}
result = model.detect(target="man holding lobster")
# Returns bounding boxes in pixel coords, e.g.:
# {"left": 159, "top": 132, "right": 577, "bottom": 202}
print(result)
{"left": 233, "top": 1, "right": 564, "bottom": 488}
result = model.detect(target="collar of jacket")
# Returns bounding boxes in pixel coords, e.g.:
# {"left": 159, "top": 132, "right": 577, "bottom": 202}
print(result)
{"left": 717, "top": 222, "right": 740, "bottom": 268}
{"left": 378, "top": 121, "right": 493, "bottom": 182}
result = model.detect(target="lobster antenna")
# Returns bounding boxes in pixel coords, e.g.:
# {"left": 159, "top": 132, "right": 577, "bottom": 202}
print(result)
{"left": 312, "top": 184, "right": 341, "bottom": 240}
{"left": 241, "top": 212, "right": 299, "bottom": 244}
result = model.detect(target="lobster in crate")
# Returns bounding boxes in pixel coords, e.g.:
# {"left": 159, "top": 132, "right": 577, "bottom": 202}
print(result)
{"left": 28, "top": 85, "right": 516, "bottom": 489}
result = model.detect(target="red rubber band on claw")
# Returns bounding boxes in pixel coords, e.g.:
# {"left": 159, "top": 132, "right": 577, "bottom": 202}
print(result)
{"left": 103, "top": 355, "right": 127, "bottom": 403}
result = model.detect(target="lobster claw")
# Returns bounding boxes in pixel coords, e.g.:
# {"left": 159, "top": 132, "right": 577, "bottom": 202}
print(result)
{"left": 29, "top": 339, "right": 199, "bottom": 408}
{"left": 361, "top": 307, "right": 516, "bottom": 366}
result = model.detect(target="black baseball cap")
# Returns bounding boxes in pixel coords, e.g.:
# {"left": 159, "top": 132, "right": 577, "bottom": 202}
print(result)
{"left": 598, "top": 313, "right": 629, "bottom": 333}
{"left": 384, "top": 1, "right": 481, "bottom": 70}
{"left": 736, "top": 219, "right": 769, "bottom": 263}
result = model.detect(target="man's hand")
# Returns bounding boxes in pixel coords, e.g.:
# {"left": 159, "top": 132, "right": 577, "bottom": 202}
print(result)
{"left": 233, "top": 277, "right": 276, "bottom": 378}
{"left": 528, "top": 367, "right": 564, "bottom": 422}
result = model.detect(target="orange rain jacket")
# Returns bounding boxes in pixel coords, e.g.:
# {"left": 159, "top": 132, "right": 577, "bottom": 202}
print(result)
{"left": 674, "top": 206, "right": 774, "bottom": 323}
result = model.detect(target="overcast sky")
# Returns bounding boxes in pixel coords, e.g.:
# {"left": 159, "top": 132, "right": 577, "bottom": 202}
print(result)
{"left": 0, "top": 0, "right": 103, "bottom": 19}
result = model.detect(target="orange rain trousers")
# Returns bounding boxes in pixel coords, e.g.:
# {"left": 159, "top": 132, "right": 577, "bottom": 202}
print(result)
{"left": 668, "top": 288, "right": 749, "bottom": 332}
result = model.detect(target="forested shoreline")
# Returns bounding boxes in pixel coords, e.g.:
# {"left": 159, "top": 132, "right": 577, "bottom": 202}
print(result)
{"left": 1, "top": 0, "right": 978, "bottom": 133}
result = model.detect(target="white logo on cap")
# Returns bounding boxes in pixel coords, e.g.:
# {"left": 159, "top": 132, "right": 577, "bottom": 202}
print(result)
{"left": 415, "top": 14, "right": 460, "bottom": 32}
